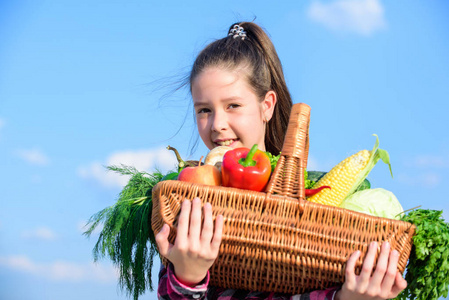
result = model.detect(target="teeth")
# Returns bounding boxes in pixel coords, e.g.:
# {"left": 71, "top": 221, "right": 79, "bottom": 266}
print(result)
{"left": 217, "top": 140, "right": 234, "bottom": 146}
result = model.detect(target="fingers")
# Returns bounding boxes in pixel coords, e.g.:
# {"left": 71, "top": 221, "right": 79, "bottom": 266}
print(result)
{"left": 342, "top": 241, "right": 408, "bottom": 299}
{"left": 200, "top": 201, "right": 224, "bottom": 257}
{"left": 391, "top": 270, "right": 408, "bottom": 296}
{"left": 381, "top": 250, "right": 404, "bottom": 297}
{"left": 211, "top": 214, "right": 224, "bottom": 254}
{"left": 200, "top": 202, "right": 214, "bottom": 244}
{"left": 357, "top": 241, "right": 378, "bottom": 291}
{"left": 371, "top": 241, "right": 390, "bottom": 287}
{"left": 175, "top": 198, "right": 223, "bottom": 257}
{"left": 188, "top": 198, "right": 202, "bottom": 243}
{"left": 198, "top": 201, "right": 223, "bottom": 256}
{"left": 176, "top": 199, "right": 192, "bottom": 245}
{"left": 380, "top": 248, "right": 399, "bottom": 291}
{"left": 344, "top": 249, "right": 361, "bottom": 290}
{"left": 155, "top": 224, "right": 171, "bottom": 257}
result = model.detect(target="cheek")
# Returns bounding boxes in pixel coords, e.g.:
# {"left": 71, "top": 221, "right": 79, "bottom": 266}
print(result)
{"left": 196, "top": 119, "right": 213, "bottom": 147}
{"left": 233, "top": 118, "right": 261, "bottom": 142}
{"left": 196, "top": 118, "right": 207, "bottom": 136}
{"left": 239, "top": 117, "right": 265, "bottom": 148}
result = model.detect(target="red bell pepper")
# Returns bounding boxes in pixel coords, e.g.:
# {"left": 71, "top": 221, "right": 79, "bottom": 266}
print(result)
{"left": 221, "top": 144, "right": 272, "bottom": 192}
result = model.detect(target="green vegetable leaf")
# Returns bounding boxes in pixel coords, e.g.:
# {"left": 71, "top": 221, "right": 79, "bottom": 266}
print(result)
{"left": 304, "top": 170, "right": 315, "bottom": 189}
{"left": 265, "top": 151, "right": 280, "bottom": 173}
{"left": 345, "top": 134, "right": 392, "bottom": 198}
{"left": 84, "top": 164, "right": 165, "bottom": 300}
{"left": 339, "top": 188, "right": 403, "bottom": 219}
{"left": 395, "top": 209, "right": 449, "bottom": 300}
{"left": 376, "top": 148, "right": 393, "bottom": 177}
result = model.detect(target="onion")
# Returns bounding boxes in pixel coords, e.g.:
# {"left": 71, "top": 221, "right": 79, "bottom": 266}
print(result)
{"left": 204, "top": 146, "right": 233, "bottom": 168}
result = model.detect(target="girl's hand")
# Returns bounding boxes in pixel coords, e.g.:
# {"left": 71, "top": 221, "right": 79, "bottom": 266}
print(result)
{"left": 155, "top": 197, "right": 224, "bottom": 286}
{"left": 336, "top": 241, "right": 407, "bottom": 300}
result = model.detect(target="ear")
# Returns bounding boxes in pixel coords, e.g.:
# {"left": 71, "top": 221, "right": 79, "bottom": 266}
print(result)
{"left": 261, "top": 90, "right": 277, "bottom": 121}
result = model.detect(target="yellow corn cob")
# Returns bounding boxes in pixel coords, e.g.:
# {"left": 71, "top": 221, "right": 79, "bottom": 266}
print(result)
{"left": 308, "top": 149, "right": 371, "bottom": 207}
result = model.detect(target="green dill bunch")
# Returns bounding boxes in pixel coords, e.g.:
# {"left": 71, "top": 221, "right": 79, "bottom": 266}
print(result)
{"left": 84, "top": 165, "right": 165, "bottom": 300}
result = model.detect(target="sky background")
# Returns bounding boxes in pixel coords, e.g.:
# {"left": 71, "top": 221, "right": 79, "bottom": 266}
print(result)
{"left": 1, "top": 0, "right": 448, "bottom": 299}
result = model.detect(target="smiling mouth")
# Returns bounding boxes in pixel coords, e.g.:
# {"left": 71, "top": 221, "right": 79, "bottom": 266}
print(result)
{"left": 215, "top": 139, "right": 238, "bottom": 147}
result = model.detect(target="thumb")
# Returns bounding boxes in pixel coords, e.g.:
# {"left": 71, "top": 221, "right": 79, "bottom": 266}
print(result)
{"left": 155, "top": 224, "right": 171, "bottom": 257}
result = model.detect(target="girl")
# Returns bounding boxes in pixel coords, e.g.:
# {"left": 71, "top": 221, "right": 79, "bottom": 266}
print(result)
{"left": 155, "top": 22, "right": 407, "bottom": 300}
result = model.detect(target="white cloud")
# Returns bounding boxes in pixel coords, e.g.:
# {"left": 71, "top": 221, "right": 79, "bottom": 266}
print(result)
{"left": 16, "top": 147, "right": 50, "bottom": 166}
{"left": 307, "top": 0, "right": 387, "bottom": 36}
{"left": 21, "top": 226, "right": 58, "bottom": 241}
{"left": 0, "top": 255, "right": 118, "bottom": 283}
{"left": 78, "top": 146, "right": 178, "bottom": 188}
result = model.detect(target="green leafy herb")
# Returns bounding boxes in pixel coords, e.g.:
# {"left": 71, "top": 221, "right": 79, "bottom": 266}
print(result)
{"left": 395, "top": 209, "right": 449, "bottom": 300}
{"left": 265, "top": 151, "right": 280, "bottom": 173}
{"left": 84, "top": 165, "right": 164, "bottom": 300}
{"left": 304, "top": 170, "right": 315, "bottom": 189}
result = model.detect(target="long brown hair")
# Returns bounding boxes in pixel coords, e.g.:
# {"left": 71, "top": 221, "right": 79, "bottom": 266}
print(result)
{"left": 189, "top": 22, "right": 293, "bottom": 155}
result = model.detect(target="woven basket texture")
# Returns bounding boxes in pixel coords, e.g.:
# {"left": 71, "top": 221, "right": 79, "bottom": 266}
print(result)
{"left": 152, "top": 103, "right": 415, "bottom": 294}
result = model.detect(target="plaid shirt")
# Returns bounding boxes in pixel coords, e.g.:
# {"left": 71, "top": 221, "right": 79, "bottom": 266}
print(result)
{"left": 158, "top": 263, "right": 340, "bottom": 300}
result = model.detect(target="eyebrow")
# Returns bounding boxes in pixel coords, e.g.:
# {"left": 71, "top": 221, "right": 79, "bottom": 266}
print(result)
{"left": 193, "top": 96, "right": 243, "bottom": 107}
{"left": 193, "top": 101, "right": 208, "bottom": 107}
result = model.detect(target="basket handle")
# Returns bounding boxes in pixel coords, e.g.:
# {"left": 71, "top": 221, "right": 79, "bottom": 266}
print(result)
{"left": 264, "top": 103, "right": 310, "bottom": 200}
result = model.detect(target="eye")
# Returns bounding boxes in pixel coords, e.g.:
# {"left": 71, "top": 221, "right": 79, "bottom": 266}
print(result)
{"left": 228, "top": 103, "right": 241, "bottom": 109}
{"left": 196, "top": 107, "right": 211, "bottom": 114}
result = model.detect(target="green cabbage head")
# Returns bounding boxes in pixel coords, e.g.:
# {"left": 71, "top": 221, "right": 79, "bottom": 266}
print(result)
{"left": 339, "top": 188, "right": 404, "bottom": 220}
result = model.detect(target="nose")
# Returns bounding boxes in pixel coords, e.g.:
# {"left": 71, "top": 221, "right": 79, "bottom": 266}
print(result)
{"left": 211, "top": 111, "right": 228, "bottom": 132}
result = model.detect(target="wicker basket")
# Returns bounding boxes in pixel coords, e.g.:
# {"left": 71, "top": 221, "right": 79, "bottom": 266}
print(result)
{"left": 152, "top": 103, "right": 415, "bottom": 294}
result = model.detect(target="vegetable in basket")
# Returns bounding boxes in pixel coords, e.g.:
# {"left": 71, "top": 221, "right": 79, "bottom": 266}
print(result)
{"left": 395, "top": 209, "right": 449, "bottom": 300}
{"left": 307, "top": 134, "right": 391, "bottom": 207}
{"left": 167, "top": 145, "right": 201, "bottom": 173}
{"left": 221, "top": 144, "right": 272, "bottom": 192}
{"left": 83, "top": 144, "right": 449, "bottom": 300}
{"left": 84, "top": 165, "right": 165, "bottom": 299}
{"left": 305, "top": 185, "right": 331, "bottom": 197}
{"left": 178, "top": 156, "right": 222, "bottom": 186}
{"left": 306, "top": 170, "right": 371, "bottom": 191}
{"left": 203, "top": 145, "right": 233, "bottom": 168}
{"left": 339, "top": 188, "right": 404, "bottom": 220}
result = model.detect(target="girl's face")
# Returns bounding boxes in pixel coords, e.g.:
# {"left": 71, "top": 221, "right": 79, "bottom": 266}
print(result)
{"left": 192, "top": 67, "right": 276, "bottom": 151}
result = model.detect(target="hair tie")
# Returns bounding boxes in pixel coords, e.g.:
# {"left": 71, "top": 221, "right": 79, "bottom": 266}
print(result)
{"left": 228, "top": 24, "right": 247, "bottom": 40}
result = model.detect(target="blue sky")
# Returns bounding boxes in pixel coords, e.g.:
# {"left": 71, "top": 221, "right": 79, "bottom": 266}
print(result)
{"left": 1, "top": 0, "right": 448, "bottom": 299}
